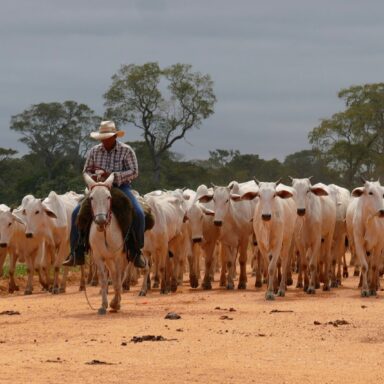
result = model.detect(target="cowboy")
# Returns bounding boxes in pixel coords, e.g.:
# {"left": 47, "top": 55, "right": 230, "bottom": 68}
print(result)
{"left": 63, "top": 120, "right": 146, "bottom": 268}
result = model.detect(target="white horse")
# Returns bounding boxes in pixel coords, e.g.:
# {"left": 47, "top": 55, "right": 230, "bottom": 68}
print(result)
{"left": 84, "top": 173, "right": 129, "bottom": 314}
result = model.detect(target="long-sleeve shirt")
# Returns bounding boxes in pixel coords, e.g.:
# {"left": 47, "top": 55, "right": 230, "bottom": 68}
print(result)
{"left": 83, "top": 141, "right": 138, "bottom": 186}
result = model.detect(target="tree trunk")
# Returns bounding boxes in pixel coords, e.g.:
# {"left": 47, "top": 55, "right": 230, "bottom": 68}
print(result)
{"left": 152, "top": 154, "right": 161, "bottom": 186}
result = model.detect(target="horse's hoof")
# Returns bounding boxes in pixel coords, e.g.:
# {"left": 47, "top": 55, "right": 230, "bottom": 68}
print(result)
{"left": 238, "top": 282, "right": 247, "bottom": 290}
{"left": 24, "top": 289, "right": 32, "bottom": 295}
{"left": 306, "top": 287, "right": 316, "bottom": 294}
{"left": 138, "top": 291, "right": 146, "bottom": 297}
{"left": 265, "top": 291, "right": 275, "bottom": 301}
{"left": 98, "top": 307, "right": 107, "bottom": 315}
{"left": 277, "top": 289, "right": 285, "bottom": 297}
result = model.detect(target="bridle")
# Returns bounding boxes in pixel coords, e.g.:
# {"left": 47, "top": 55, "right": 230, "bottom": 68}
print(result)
{"left": 89, "top": 183, "right": 112, "bottom": 229}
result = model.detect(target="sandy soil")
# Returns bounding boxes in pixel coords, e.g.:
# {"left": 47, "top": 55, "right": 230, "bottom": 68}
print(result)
{"left": 1, "top": 268, "right": 384, "bottom": 384}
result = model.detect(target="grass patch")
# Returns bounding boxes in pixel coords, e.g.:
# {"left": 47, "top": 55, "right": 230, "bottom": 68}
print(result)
{"left": 2, "top": 263, "right": 28, "bottom": 278}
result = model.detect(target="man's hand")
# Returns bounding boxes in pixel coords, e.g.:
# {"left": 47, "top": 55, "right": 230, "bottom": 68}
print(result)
{"left": 102, "top": 171, "right": 111, "bottom": 179}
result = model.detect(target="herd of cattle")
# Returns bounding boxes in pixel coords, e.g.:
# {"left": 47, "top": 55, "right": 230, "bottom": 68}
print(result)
{"left": 0, "top": 175, "right": 383, "bottom": 312}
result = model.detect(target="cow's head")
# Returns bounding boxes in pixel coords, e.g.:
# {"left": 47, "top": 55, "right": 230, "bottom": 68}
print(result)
{"left": 352, "top": 180, "right": 384, "bottom": 218}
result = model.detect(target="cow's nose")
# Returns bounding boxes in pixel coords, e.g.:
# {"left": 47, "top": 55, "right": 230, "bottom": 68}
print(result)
{"left": 214, "top": 220, "right": 223, "bottom": 227}
{"left": 0, "top": 243, "right": 7, "bottom": 248}
{"left": 94, "top": 214, "right": 107, "bottom": 225}
{"left": 262, "top": 214, "right": 272, "bottom": 221}
{"left": 297, "top": 208, "right": 306, "bottom": 216}
{"left": 25, "top": 233, "right": 33, "bottom": 238}
{"left": 192, "top": 238, "right": 202, "bottom": 244}
{"left": 379, "top": 209, "right": 384, "bottom": 218}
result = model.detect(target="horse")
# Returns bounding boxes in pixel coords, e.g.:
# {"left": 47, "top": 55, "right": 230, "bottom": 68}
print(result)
{"left": 83, "top": 172, "right": 130, "bottom": 314}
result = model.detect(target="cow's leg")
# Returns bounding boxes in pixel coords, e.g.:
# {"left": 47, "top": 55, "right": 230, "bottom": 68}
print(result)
{"left": 238, "top": 241, "right": 248, "bottom": 289}
{"left": 0, "top": 249, "right": 7, "bottom": 278}
{"left": 277, "top": 246, "right": 290, "bottom": 297}
{"left": 266, "top": 243, "right": 283, "bottom": 300}
{"left": 153, "top": 251, "right": 160, "bottom": 289}
{"left": 307, "top": 239, "right": 320, "bottom": 294}
{"left": 158, "top": 245, "right": 169, "bottom": 294}
{"left": 322, "top": 234, "right": 334, "bottom": 291}
{"left": 353, "top": 235, "right": 369, "bottom": 296}
{"left": 255, "top": 248, "right": 263, "bottom": 288}
{"left": 189, "top": 243, "right": 200, "bottom": 288}
{"left": 202, "top": 242, "right": 216, "bottom": 290}
{"left": 219, "top": 244, "right": 227, "bottom": 287}
{"left": 24, "top": 255, "right": 34, "bottom": 295}
{"left": 139, "top": 252, "right": 151, "bottom": 296}
{"left": 8, "top": 253, "right": 19, "bottom": 293}
{"left": 225, "top": 245, "right": 236, "bottom": 290}
{"left": 59, "top": 267, "right": 69, "bottom": 293}
{"left": 369, "top": 246, "right": 382, "bottom": 296}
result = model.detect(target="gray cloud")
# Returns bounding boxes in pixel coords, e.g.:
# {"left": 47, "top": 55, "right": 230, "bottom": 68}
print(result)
{"left": 1, "top": 0, "right": 384, "bottom": 161}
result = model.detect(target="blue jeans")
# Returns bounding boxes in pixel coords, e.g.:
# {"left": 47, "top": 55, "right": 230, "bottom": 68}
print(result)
{"left": 70, "top": 184, "right": 145, "bottom": 254}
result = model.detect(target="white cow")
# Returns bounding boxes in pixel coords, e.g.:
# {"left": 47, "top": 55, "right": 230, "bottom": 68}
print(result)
{"left": 142, "top": 191, "right": 187, "bottom": 294}
{"left": 328, "top": 184, "right": 351, "bottom": 285}
{"left": 0, "top": 204, "right": 9, "bottom": 277}
{"left": 186, "top": 185, "right": 220, "bottom": 290}
{"left": 20, "top": 191, "right": 84, "bottom": 293}
{"left": 241, "top": 181, "right": 296, "bottom": 299}
{"left": 348, "top": 180, "right": 384, "bottom": 296}
{"left": 198, "top": 183, "right": 254, "bottom": 290}
{"left": 290, "top": 178, "right": 336, "bottom": 293}
{"left": 0, "top": 207, "right": 47, "bottom": 294}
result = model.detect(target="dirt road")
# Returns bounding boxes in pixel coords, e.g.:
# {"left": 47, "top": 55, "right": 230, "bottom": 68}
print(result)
{"left": 1, "top": 269, "right": 383, "bottom": 384}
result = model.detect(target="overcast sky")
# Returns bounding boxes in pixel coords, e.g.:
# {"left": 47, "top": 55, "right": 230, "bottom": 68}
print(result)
{"left": 1, "top": 0, "right": 383, "bottom": 161}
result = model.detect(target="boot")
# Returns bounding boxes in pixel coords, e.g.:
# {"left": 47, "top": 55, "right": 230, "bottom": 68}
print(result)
{"left": 133, "top": 250, "right": 147, "bottom": 269}
{"left": 62, "top": 243, "right": 85, "bottom": 267}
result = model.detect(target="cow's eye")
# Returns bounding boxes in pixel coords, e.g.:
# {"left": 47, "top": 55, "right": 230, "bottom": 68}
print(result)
{"left": 22, "top": 210, "right": 26, "bottom": 215}
{"left": 8, "top": 222, "right": 12, "bottom": 227}
{"left": 369, "top": 191, "right": 373, "bottom": 196}
{"left": 226, "top": 199, "right": 229, "bottom": 203}
{"left": 35, "top": 210, "right": 39, "bottom": 214}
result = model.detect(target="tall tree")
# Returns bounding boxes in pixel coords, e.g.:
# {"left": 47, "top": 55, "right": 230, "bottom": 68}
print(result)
{"left": 104, "top": 62, "right": 216, "bottom": 184}
{"left": 10, "top": 101, "right": 100, "bottom": 179}
{"left": 308, "top": 83, "right": 384, "bottom": 187}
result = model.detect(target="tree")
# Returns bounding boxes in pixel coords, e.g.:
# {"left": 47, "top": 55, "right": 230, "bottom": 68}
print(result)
{"left": 104, "top": 62, "right": 216, "bottom": 184}
{"left": 10, "top": 101, "right": 100, "bottom": 179}
{"left": 308, "top": 83, "right": 384, "bottom": 187}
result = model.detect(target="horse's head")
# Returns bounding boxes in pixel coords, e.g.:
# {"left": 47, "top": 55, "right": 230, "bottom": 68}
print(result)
{"left": 84, "top": 172, "right": 114, "bottom": 230}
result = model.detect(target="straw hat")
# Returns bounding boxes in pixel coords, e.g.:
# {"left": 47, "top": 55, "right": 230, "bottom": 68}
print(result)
{"left": 90, "top": 121, "right": 125, "bottom": 140}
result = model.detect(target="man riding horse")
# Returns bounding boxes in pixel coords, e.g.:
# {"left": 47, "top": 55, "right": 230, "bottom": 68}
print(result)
{"left": 63, "top": 120, "right": 146, "bottom": 269}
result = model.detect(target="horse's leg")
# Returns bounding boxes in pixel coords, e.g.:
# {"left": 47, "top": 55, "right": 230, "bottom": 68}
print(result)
{"left": 79, "top": 265, "right": 86, "bottom": 291}
{"left": 139, "top": 252, "right": 151, "bottom": 296}
{"left": 108, "top": 256, "right": 122, "bottom": 312}
{"left": 96, "top": 260, "right": 109, "bottom": 315}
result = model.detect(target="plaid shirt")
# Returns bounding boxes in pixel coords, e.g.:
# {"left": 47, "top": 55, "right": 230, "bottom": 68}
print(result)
{"left": 83, "top": 141, "right": 138, "bottom": 186}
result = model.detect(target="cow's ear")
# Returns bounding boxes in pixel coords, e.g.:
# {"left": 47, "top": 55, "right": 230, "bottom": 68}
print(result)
{"left": 44, "top": 208, "right": 57, "bottom": 219}
{"left": 200, "top": 205, "right": 214, "bottom": 216}
{"left": 276, "top": 189, "right": 293, "bottom": 199}
{"left": 351, "top": 187, "right": 364, "bottom": 197}
{"left": 198, "top": 195, "right": 213, "bottom": 203}
{"left": 230, "top": 193, "right": 241, "bottom": 201}
{"left": 310, "top": 186, "right": 328, "bottom": 196}
{"left": 241, "top": 191, "right": 259, "bottom": 200}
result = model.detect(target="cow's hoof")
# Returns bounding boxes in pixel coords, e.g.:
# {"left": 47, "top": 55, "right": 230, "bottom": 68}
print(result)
{"left": 353, "top": 270, "right": 360, "bottom": 277}
{"left": 59, "top": 287, "right": 66, "bottom": 293}
{"left": 91, "top": 281, "right": 98, "bottom": 287}
{"left": 361, "top": 290, "right": 370, "bottom": 297}
{"left": 306, "top": 287, "right": 316, "bottom": 294}
{"left": 277, "top": 289, "right": 285, "bottom": 297}
{"left": 190, "top": 276, "right": 199, "bottom": 288}
{"left": 343, "top": 270, "right": 349, "bottom": 278}
{"left": 170, "top": 284, "right": 178, "bottom": 293}
{"left": 226, "top": 283, "right": 234, "bottom": 290}
{"left": 98, "top": 307, "right": 107, "bottom": 315}
{"left": 8, "top": 288, "right": 15, "bottom": 294}
{"left": 331, "top": 281, "right": 339, "bottom": 288}
{"left": 79, "top": 285, "right": 86, "bottom": 292}
{"left": 160, "top": 289, "right": 169, "bottom": 295}
{"left": 202, "top": 281, "right": 212, "bottom": 290}
{"left": 24, "top": 289, "right": 32, "bottom": 295}
{"left": 52, "top": 287, "right": 60, "bottom": 295}
{"left": 296, "top": 282, "right": 303, "bottom": 289}
{"left": 287, "top": 277, "right": 293, "bottom": 286}
{"left": 138, "top": 290, "right": 146, "bottom": 297}
{"left": 315, "top": 282, "right": 320, "bottom": 289}
{"left": 322, "top": 285, "right": 331, "bottom": 292}
{"left": 265, "top": 291, "right": 275, "bottom": 301}
{"left": 255, "top": 280, "right": 263, "bottom": 288}
{"left": 369, "top": 290, "right": 377, "bottom": 296}
{"left": 153, "top": 282, "right": 160, "bottom": 289}
{"left": 238, "top": 281, "right": 247, "bottom": 290}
